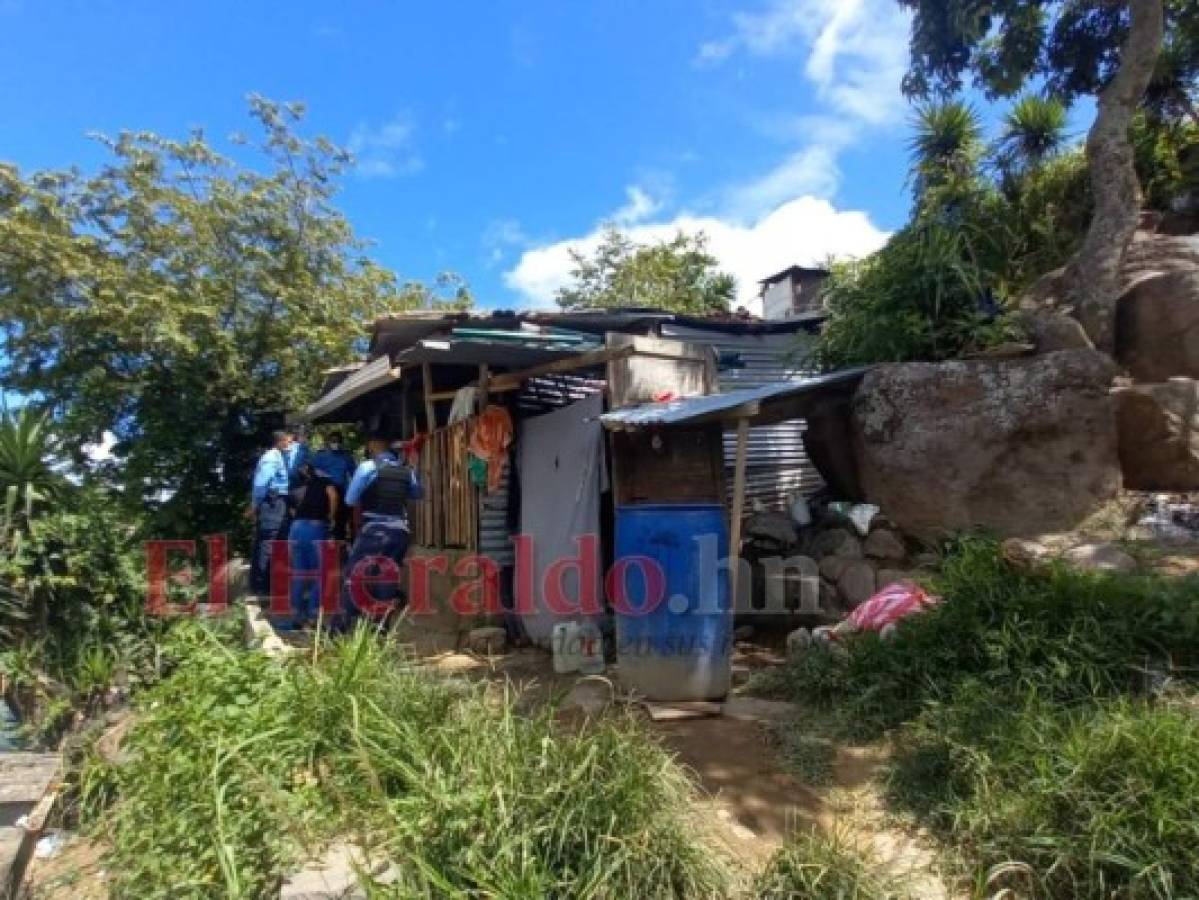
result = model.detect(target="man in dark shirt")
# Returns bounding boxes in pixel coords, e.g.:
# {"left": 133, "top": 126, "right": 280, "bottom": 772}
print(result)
{"left": 286, "top": 462, "right": 338, "bottom": 628}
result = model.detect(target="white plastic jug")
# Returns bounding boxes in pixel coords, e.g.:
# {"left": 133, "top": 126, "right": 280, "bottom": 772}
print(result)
{"left": 577, "top": 620, "right": 605, "bottom": 675}
{"left": 552, "top": 622, "right": 582, "bottom": 674}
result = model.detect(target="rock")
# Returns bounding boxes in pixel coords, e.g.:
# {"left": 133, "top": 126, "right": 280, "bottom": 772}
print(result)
{"left": 733, "top": 624, "right": 756, "bottom": 641}
{"left": 962, "top": 341, "right": 1036, "bottom": 359}
{"left": 818, "top": 555, "right": 852, "bottom": 583}
{"left": 819, "top": 580, "right": 840, "bottom": 617}
{"left": 280, "top": 842, "right": 370, "bottom": 899}
{"left": 1115, "top": 379, "right": 1199, "bottom": 491}
{"left": 1017, "top": 310, "right": 1095, "bottom": 353}
{"left": 785, "top": 627, "right": 812, "bottom": 655}
{"left": 1017, "top": 265, "right": 1071, "bottom": 314}
{"left": 744, "top": 512, "right": 799, "bottom": 548}
{"left": 465, "top": 626, "right": 507, "bottom": 655}
{"left": 1062, "top": 542, "right": 1137, "bottom": 573}
{"left": 863, "top": 529, "right": 906, "bottom": 561}
{"left": 911, "top": 552, "right": 941, "bottom": 569}
{"left": 1116, "top": 271, "right": 1199, "bottom": 381}
{"left": 1001, "top": 538, "right": 1053, "bottom": 570}
{"left": 561, "top": 679, "right": 613, "bottom": 717}
{"left": 811, "top": 528, "right": 863, "bottom": 559}
{"left": 852, "top": 350, "right": 1121, "bottom": 538}
{"left": 836, "top": 561, "right": 877, "bottom": 607}
{"left": 875, "top": 569, "right": 913, "bottom": 589}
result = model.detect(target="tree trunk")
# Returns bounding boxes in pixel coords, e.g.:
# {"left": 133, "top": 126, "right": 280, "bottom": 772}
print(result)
{"left": 1069, "top": 0, "right": 1164, "bottom": 352}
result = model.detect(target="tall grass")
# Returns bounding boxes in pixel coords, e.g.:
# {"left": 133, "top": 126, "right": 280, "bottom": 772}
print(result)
{"left": 754, "top": 827, "right": 904, "bottom": 899}
{"left": 84, "top": 624, "right": 730, "bottom": 898}
{"left": 758, "top": 539, "right": 1199, "bottom": 898}
{"left": 757, "top": 538, "right": 1199, "bottom": 737}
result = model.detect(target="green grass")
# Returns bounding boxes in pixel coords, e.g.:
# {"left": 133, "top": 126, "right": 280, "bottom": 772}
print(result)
{"left": 754, "top": 827, "right": 905, "bottom": 899}
{"left": 82, "top": 623, "right": 731, "bottom": 899}
{"left": 757, "top": 538, "right": 1199, "bottom": 898}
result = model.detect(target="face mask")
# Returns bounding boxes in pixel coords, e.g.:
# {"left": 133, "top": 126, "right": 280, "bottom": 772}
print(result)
{"left": 329, "top": 442, "right": 341, "bottom": 450}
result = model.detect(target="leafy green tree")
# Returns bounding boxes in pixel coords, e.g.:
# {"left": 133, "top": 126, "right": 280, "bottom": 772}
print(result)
{"left": 0, "top": 97, "right": 414, "bottom": 535}
{"left": 899, "top": 0, "right": 1168, "bottom": 350}
{"left": 397, "top": 271, "right": 475, "bottom": 311}
{"left": 556, "top": 228, "right": 736, "bottom": 313}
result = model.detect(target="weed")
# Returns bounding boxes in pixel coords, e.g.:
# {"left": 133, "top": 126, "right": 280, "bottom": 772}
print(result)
{"left": 86, "top": 625, "right": 731, "bottom": 898}
{"left": 755, "top": 826, "right": 906, "bottom": 899}
{"left": 761, "top": 538, "right": 1199, "bottom": 898}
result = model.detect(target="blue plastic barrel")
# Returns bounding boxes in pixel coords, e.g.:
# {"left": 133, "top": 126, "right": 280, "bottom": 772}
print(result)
{"left": 613, "top": 504, "right": 732, "bottom": 701}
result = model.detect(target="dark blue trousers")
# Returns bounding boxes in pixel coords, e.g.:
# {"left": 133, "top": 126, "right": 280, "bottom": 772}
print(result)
{"left": 251, "top": 495, "right": 290, "bottom": 595}
{"left": 341, "top": 517, "right": 410, "bottom": 625}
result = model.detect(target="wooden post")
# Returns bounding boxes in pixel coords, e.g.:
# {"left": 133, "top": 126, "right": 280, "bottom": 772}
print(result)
{"left": 728, "top": 416, "right": 750, "bottom": 608}
{"left": 478, "top": 364, "right": 491, "bottom": 410}
{"left": 421, "top": 362, "right": 436, "bottom": 431}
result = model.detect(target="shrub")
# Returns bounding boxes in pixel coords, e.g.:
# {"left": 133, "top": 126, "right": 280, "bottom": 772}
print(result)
{"left": 761, "top": 539, "right": 1199, "bottom": 737}
{"left": 814, "top": 222, "right": 1019, "bottom": 369}
{"left": 87, "top": 626, "right": 731, "bottom": 898}
{"left": 755, "top": 827, "right": 903, "bottom": 899}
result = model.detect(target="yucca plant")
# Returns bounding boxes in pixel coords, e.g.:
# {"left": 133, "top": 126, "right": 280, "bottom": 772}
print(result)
{"left": 995, "top": 95, "right": 1069, "bottom": 175}
{"left": 0, "top": 406, "right": 63, "bottom": 523}
{"left": 909, "top": 100, "right": 985, "bottom": 202}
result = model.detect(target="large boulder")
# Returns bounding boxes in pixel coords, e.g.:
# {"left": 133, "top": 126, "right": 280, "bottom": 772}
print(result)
{"left": 1114, "top": 379, "right": 1199, "bottom": 490}
{"left": 1015, "top": 310, "right": 1095, "bottom": 353}
{"left": 1018, "top": 231, "right": 1199, "bottom": 380}
{"left": 1115, "top": 270, "right": 1199, "bottom": 381}
{"left": 852, "top": 350, "right": 1120, "bottom": 538}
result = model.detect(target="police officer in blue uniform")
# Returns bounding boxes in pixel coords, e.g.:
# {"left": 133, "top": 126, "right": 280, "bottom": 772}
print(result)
{"left": 340, "top": 432, "right": 423, "bottom": 626}
{"left": 248, "top": 430, "right": 293, "bottom": 595}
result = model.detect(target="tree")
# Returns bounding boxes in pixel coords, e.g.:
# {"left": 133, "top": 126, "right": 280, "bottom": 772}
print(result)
{"left": 555, "top": 228, "right": 736, "bottom": 313}
{"left": 0, "top": 98, "right": 416, "bottom": 535}
{"left": 397, "top": 272, "right": 474, "bottom": 311}
{"left": 899, "top": 0, "right": 1168, "bottom": 351}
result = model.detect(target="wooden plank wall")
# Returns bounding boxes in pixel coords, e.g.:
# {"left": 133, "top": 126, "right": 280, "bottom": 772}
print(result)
{"left": 413, "top": 421, "right": 478, "bottom": 550}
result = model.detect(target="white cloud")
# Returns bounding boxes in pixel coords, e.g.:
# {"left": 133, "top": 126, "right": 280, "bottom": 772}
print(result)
{"left": 505, "top": 194, "right": 888, "bottom": 314}
{"left": 697, "top": 0, "right": 911, "bottom": 221}
{"left": 715, "top": 0, "right": 910, "bottom": 127}
{"left": 502, "top": 1, "right": 906, "bottom": 315}
{"left": 347, "top": 114, "right": 424, "bottom": 179}
{"left": 610, "top": 186, "right": 663, "bottom": 225}
{"left": 482, "top": 218, "right": 532, "bottom": 267}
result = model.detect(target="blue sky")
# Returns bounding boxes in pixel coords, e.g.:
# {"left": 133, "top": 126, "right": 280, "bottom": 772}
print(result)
{"left": 0, "top": 1, "right": 1090, "bottom": 313}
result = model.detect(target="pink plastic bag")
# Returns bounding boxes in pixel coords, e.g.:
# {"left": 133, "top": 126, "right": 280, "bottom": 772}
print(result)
{"left": 846, "top": 582, "right": 940, "bottom": 633}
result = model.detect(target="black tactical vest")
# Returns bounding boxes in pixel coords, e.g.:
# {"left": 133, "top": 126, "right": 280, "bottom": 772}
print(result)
{"left": 360, "top": 460, "right": 412, "bottom": 516}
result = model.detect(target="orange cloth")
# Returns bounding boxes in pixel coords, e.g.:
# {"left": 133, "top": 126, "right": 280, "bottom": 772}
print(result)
{"left": 468, "top": 406, "right": 513, "bottom": 492}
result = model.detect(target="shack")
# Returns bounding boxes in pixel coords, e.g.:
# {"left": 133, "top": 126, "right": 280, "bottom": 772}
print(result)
{"left": 300, "top": 308, "right": 861, "bottom": 661}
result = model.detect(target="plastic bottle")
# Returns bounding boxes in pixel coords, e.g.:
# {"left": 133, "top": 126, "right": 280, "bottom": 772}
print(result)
{"left": 552, "top": 622, "right": 581, "bottom": 674}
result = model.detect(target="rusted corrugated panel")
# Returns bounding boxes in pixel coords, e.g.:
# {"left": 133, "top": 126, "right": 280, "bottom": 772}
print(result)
{"left": 659, "top": 324, "right": 825, "bottom": 512}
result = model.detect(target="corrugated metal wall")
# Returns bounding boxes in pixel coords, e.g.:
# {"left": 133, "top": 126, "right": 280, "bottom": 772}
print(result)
{"left": 478, "top": 458, "right": 513, "bottom": 566}
{"left": 658, "top": 324, "right": 826, "bottom": 514}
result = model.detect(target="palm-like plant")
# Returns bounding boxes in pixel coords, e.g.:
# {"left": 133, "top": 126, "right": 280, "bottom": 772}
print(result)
{"left": 995, "top": 95, "right": 1069, "bottom": 175}
{"left": 909, "top": 100, "right": 985, "bottom": 201}
{"left": 0, "top": 406, "right": 62, "bottom": 523}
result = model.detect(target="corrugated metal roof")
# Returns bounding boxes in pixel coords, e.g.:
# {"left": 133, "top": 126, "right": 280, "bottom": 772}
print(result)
{"left": 391, "top": 338, "right": 593, "bottom": 370}
{"left": 599, "top": 368, "right": 870, "bottom": 430}
{"left": 302, "top": 356, "right": 400, "bottom": 423}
